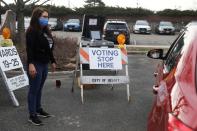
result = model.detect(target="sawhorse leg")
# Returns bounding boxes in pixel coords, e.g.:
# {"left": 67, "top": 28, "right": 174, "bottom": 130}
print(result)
{"left": 71, "top": 46, "right": 79, "bottom": 92}
{"left": 125, "top": 64, "right": 131, "bottom": 102}
{"left": 9, "top": 91, "right": 19, "bottom": 107}
{"left": 127, "top": 84, "right": 130, "bottom": 102}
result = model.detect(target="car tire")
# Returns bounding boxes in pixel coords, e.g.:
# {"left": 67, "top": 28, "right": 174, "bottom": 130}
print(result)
{"left": 126, "top": 38, "right": 130, "bottom": 45}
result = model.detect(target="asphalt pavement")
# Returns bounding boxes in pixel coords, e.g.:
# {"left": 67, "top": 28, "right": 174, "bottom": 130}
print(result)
{"left": 0, "top": 54, "right": 158, "bottom": 131}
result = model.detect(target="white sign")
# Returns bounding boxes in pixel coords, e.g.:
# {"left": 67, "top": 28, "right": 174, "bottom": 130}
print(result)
{"left": 0, "top": 46, "right": 29, "bottom": 106}
{"left": 89, "top": 19, "right": 97, "bottom": 25}
{"left": 90, "top": 31, "right": 101, "bottom": 40}
{"left": 7, "top": 75, "right": 29, "bottom": 91}
{"left": 89, "top": 48, "right": 122, "bottom": 70}
{"left": 81, "top": 76, "right": 129, "bottom": 84}
{"left": 0, "top": 47, "right": 23, "bottom": 71}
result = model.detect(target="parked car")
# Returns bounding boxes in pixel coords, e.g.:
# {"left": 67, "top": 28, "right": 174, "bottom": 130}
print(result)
{"left": 133, "top": 20, "right": 151, "bottom": 34}
{"left": 48, "top": 18, "right": 57, "bottom": 31}
{"left": 55, "top": 19, "right": 63, "bottom": 31}
{"left": 147, "top": 25, "right": 197, "bottom": 131}
{"left": 41, "top": 18, "right": 63, "bottom": 31}
{"left": 16, "top": 17, "right": 30, "bottom": 31}
{"left": 64, "top": 19, "right": 81, "bottom": 32}
{"left": 103, "top": 19, "right": 130, "bottom": 44}
{"left": 155, "top": 21, "right": 175, "bottom": 35}
{"left": 24, "top": 17, "right": 30, "bottom": 30}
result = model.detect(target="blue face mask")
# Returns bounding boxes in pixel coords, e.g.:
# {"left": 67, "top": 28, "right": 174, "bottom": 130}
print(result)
{"left": 39, "top": 17, "right": 48, "bottom": 26}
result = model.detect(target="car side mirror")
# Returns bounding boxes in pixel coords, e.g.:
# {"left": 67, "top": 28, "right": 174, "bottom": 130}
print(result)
{"left": 147, "top": 49, "right": 164, "bottom": 59}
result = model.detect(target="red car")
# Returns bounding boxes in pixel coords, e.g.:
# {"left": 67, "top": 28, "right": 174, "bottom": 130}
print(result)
{"left": 147, "top": 25, "right": 197, "bottom": 131}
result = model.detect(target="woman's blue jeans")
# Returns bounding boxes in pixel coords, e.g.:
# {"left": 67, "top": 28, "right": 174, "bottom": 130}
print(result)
{"left": 27, "top": 62, "right": 48, "bottom": 115}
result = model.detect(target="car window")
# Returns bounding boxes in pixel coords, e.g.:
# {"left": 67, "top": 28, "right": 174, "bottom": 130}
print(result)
{"left": 164, "top": 33, "right": 185, "bottom": 72}
{"left": 136, "top": 21, "right": 148, "bottom": 25}
{"left": 160, "top": 22, "right": 173, "bottom": 26}
{"left": 67, "top": 19, "right": 79, "bottom": 23}
{"left": 106, "top": 23, "right": 127, "bottom": 30}
{"left": 164, "top": 31, "right": 184, "bottom": 58}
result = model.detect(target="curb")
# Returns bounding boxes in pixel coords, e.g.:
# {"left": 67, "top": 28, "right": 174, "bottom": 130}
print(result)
{"left": 47, "top": 70, "right": 74, "bottom": 77}
{"left": 48, "top": 70, "right": 74, "bottom": 75}
{"left": 125, "top": 45, "right": 170, "bottom": 54}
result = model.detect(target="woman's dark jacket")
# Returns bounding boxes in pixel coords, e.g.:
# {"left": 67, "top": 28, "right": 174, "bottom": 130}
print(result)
{"left": 26, "top": 29, "right": 56, "bottom": 64}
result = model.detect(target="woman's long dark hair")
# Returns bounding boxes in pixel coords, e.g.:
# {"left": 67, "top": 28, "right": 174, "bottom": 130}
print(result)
{"left": 26, "top": 7, "right": 52, "bottom": 38}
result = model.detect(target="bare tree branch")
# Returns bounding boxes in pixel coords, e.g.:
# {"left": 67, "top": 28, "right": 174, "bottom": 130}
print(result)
{"left": 24, "top": 0, "right": 33, "bottom": 4}
{"left": 24, "top": 0, "right": 50, "bottom": 10}
{"left": 14, "top": 0, "right": 17, "bottom": 4}
{"left": 39, "top": 0, "right": 50, "bottom": 6}
{"left": 22, "top": 0, "right": 51, "bottom": 7}
{"left": 24, "top": 0, "right": 39, "bottom": 9}
{"left": 0, "top": 0, "right": 16, "bottom": 11}
{"left": 31, "top": 0, "right": 40, "bottom": 5}
{"left": 24, "top": 4, "right": 34, "bottom": 11}
{"left": 0, "top": 0, "right": 10, "bottom": 7}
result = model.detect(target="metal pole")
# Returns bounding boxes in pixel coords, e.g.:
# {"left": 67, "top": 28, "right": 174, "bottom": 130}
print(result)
{"left": 0, "top": 1, "right": 1, "bottom": 25}
{"left": 80, "top": 53, "right": 84, "bottom": 104}
{"left": 68, "top": 0, "right": 70, "bottom": 8}
{"left": 71, "top": 44, "right": 79, "bottom": 92}
{"left": 79, "top": 42, "right": 84, "bottom": 104}
{"left": 124, "top": 46, "right": 130, "bottom": 102}
{"left": 137, "top": 0, "right": 139, "bottom": 8}
{"left": 126, "top": 64, "right": 130, "bottom": 102}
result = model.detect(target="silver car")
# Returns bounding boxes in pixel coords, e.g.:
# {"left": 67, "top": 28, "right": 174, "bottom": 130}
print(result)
{"left": 155, "top": 21, "right": 175, "bottom": 35}
{"left": 133, "top": 20, "right": 151, "bottom": 34}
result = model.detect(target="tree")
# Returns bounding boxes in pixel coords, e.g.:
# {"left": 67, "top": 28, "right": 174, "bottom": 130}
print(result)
{"left": 0, "top": 0, "right": 50, "bottom": 46}
{"left": 84, "top": 0, "right": 105, "bottom": 7}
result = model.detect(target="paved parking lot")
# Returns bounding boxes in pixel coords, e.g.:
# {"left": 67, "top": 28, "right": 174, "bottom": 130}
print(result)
{"left": 0, "top": 55, "right": 157, "bottom": 131}
{"left": 130, "top": 33, "right": 177, "bottom": 45}
{"left": 0, "top": 30, "right": 177, "bottom": 131}
{"left": 52, "top": 31, "right": 178, "bottom": 45}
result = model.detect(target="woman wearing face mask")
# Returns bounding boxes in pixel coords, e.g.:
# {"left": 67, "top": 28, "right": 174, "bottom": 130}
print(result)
{"left": 26, "top": 7, "right": 56, "bottom": 126}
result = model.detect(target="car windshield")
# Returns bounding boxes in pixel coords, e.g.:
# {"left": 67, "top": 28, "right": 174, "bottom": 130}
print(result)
{"left": 49, "top": 18, "right": 57, "bottom": 25}
{"left": 106, "top": 23, "right": 127, "bottom": 30}
{"left": 136, "top": 21, "right": 148, "bottom": 25}
{"left": 160, "top": 22, "right": 173, "bottom": 26}
{"left": 67, "top": 19, "right": 79, "bottom": 23}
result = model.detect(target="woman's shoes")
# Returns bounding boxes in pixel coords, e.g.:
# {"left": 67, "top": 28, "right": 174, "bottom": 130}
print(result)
{"left": 28, "top": 109, "right": 53, "bottom": 126}
{"left": 37, "top": 108, "right": 52, "bottom": 118}
{"left": 28, "top": 114, "right": 43, "bottom": 126}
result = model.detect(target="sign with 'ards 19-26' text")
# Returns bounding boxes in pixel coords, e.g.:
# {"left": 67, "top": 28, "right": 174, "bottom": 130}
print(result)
{"left": 89, "top": 48, "right": 122, "bottom": 70}
{"left": 0, "top": 46, "right": 22, "bottom": 71}
{"left": 0, "top": 46, "right": 29, "bottom": 106}
{"left": 0, "top": 46, "right": 28, "bottom": 91}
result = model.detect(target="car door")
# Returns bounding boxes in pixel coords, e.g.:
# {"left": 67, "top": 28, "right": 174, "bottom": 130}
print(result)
{"left": 148, "top": 32, "right": 186, "bottom": 131}
{"left": 154, "top": 32, "right": 185, "bottom": 88}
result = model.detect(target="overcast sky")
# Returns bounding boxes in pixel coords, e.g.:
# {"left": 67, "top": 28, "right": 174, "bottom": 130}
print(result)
{"left": 5, "top": 0, "right": 197, "bottom": 11}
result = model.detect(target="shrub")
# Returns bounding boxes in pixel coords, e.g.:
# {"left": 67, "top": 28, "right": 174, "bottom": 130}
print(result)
{"left": 17, "top": 36, "right": 78, "bottom": 71}
{"left": 53, "top": 36, "right": 78, "bottom": 70}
